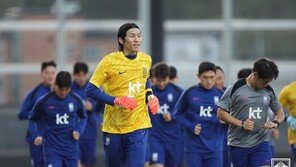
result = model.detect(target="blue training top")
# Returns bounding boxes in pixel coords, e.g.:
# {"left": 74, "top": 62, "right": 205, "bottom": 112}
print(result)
{"left": 149, "top": 83, "right": 183, "bottom": 143}
{"left": 19, "top": 83, "right": 51, "bottom": 142}
{"left": 174, "top": 84, "right": 224, "bottom": 153}
{"left": 29, "top": 91, "right": 87, "bottom": 155}
{"left": 71, "top": 82, "right": 104, "bottom": 140}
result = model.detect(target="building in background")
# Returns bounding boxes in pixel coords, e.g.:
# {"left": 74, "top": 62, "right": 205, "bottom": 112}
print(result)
{"left": 0, "top": 0, "right": 296, "bottom": 166}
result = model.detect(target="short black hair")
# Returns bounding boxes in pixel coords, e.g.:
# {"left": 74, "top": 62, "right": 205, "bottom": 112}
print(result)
{"left": 169, "top": 66, "right": 177, "bottom": 79}
{"left": 253, "top": 58, "right": 279, "bottom": 80}
{"left": 41, "top": 60, "right": 56, "bottom": 72}
{"left": 55, "top": 71, "right": 72, "bottom": 88}
{"left": 117, "top": 23, "right": 140, "bottom": 51}
{"left": 216, "top": 66, "right": 224, "bottom": 73}
{"left": 198, "top": 62, "right": 216, "bottom": 75}
{"left": 237, "top": 68, "right": 252, "bottom": 79}
{"left": 153, "top": 62, "right": 170, "bottom": 79}
{"left": 73, "top": 62, "right": 88, "bottom": 74}
{"left": 149, "top": 67, "right": 154, "bottom": 79}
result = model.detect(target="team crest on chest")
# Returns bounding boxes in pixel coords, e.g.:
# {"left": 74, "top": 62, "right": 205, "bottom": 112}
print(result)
{"left": 263, "top": 96, "right": 269, "bottom": 104}
{"left": 214, "top": 96, "right": 219, "bottom": 105}
{"left": 68, "top": 102, "right": 74, "bottom": 112}
{"left": 142, "top": 66, "right": 148, "bottom": 78}
{"left": 167, "top": 93, "right": 173, "bottom": 102}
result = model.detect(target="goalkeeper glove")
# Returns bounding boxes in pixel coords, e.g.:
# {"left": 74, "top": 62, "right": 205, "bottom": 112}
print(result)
{"left": 148, "top": 95, "right": 159, "bottom": 115}
{"left": 114, "top": 96, "right": 138, "bottom": 111}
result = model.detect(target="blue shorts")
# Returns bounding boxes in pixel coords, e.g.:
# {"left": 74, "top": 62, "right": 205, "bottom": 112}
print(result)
{"left": 103, "top": 129, "right": 148, "bottom": 167}
{"left": 149, "top": 139, "right": 184, "bottom": 166}
{"left": 270, "top": 145, "right": 275, "bottom": 158}
{"left": 29, "top": 142, "right": 44, "bottom": 167}
{"left": 187, "top": 151, "right": 222, "bottom": 167}
{"left": 229, "top": 141, "right": 271, "bottom": 167}
{"left": 79, "top": 138, "right": 97, "bottom": 166}
{"left": 44, "top": 151, "right": 78, "bottom": 167}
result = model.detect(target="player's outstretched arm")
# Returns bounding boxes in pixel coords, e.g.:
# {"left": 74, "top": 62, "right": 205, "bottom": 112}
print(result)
{"left": 86, "top": 82, "right": 115, "bottom": 105}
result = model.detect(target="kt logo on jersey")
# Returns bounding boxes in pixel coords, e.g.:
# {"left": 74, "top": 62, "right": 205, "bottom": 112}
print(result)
{"left": 56, "top": 114, "right": 69, "bottom": 124}
{"left": 128, "top": 81, "right": 142, "bottom": 94}
{"left": 248, "top": 107, "right": 262, "bottom": 119}
{"left": 200, "top": 106, "right": 213, "bottom": 117}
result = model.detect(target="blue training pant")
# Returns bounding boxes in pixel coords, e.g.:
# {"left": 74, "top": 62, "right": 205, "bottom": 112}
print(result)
{"left": 29, "top": 142, "right": 44, "bottom": 167}
{"left": 79, "top": 138, "right": 97, "bottom": 166}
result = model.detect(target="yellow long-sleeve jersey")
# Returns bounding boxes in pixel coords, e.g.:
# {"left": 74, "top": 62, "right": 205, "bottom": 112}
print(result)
{"left": 279, "top": 81, "right": 296, "bottom": 144}
{"left": 89, "top": 51, "right": 152, "bottom": 134}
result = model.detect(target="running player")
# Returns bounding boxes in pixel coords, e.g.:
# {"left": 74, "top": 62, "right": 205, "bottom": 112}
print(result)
{"left": 18, "top": 60, "right": 57, "bottom": 167}
{"left": 279, "top": 79, "right": 296, "bottom": 163}
{"left": 29, "top": 71, "right": 87, "bottom": 167}
{"left": 169, "top": 66, "right": 179, "bottom": 84}
{"left": 148, "top": 62, "right": 184, "bottom": 167}
{"left": 71, "top": 62, "right": 104, "bottom": 167}
{"left": 86, "top": 23, "right": 159, "bottom": 167}
{"left": 174, "top": 62, "right": 224, "bottom": 167}
{"left": 215, "top": 66, "right": 231, "bottom": 167}
{"left": 215, "top": 66, "right": 226, "bottom": 91}
{"left": 218, "top": 58, "right": 284, "bottom": 167}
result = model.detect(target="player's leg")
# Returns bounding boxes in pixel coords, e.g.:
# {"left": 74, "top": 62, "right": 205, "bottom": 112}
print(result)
{"left": 63, "top": 153, "right": 79, "bottom": 167}
{"left": 149, "top": 140, "right": 165, "bottom": 167}
{"left": 44, "top": 151, "right": 62, "bottom": 167}
{"left": 125, "top": 129, "right": 148, "bottom": 167}
{"left": 144, "top": 142, "right": 151, "bottom": 167}
{"left": 103, "top": 132, "right": 123, "bottom": 167}
{"left": 79, "top": 138, "right": 97, "bottom": 167}
{"left": 29, "top": 142, "right": 44, "bottom": 167}
{"left": 249, "top": 141, "right": 271, "bottom": 167}
{"left": 229, "top": 145, "right": 249, "bottom": 167}
{"left": 186, "top": 152, "right": 202, "bottom": 167}
{"left": 203, "top": 151, "right": 223, "bottom": 167}
{"left": 223, "top": 146, "right": 231, "bottom": 167}
{"left": 164, "top": 140, "right": 184, "bottom": 167}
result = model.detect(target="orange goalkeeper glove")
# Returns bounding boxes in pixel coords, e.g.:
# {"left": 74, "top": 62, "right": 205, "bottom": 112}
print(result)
{"left": 114, "top": 96, "right": 138, "bottom": 111}
{"left": 148, "top": 95, "right": 159, "bottom": 115}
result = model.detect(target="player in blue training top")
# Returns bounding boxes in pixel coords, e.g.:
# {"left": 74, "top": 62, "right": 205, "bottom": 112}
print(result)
{"left": 147, "top": 62, "right": 184, "bottom": 167}
{"left": 71, "top": 62, "right": 104, "bottom": 167}
{"left": 169, "top": 65, "right": 179, "bottom": 85}
{"left": 174, "top": 62, "right": 224, "bottom": 167}
{"left": 215, "top": 66, "right": 231, "bottom": 167}
{"left": 29, "top": 71, "right": 87, "bottom": 167}
{"left": 218, "top": 58, "right": 284, "bottom": 167}
{"left": 18, "top": 60, "right": 57, "bottom": 167}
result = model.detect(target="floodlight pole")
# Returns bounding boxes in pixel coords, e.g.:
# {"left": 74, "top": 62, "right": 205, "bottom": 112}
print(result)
{"left": 56, "top": 0, "right": 67, "bottom": 70}
{"left": 138, "top": 0, "right": 151, "bottom": 55}
{"left": 222, "top": 0, "right": 233, "bottom": 81}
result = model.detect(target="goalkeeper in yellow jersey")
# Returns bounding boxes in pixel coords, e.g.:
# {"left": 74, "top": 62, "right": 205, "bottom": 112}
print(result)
{"left": 279, "top": 81, "right": 296, "bottom": 163}
{"left": 86, "top": 22, "right": 159, "bottom": 167}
